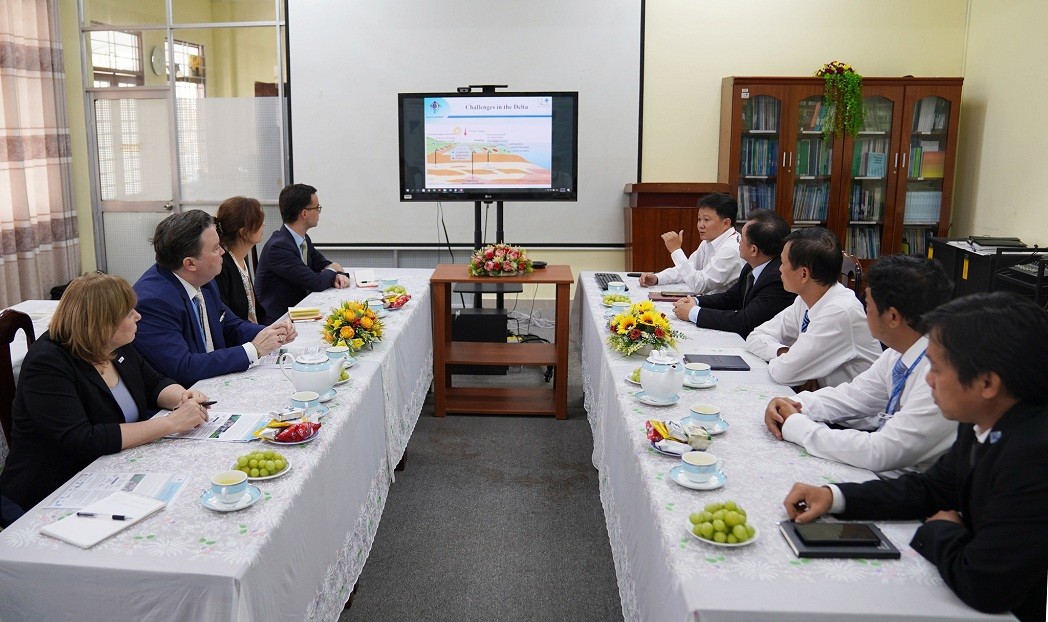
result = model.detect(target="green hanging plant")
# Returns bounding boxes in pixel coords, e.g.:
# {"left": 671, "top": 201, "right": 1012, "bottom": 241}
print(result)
{"left": 815, "top": 61, "right": 865, "bottom": 141}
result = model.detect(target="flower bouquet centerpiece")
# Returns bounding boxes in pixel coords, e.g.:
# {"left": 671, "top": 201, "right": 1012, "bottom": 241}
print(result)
{"left": 607, "top": 300, "right": 685, "bottom": 356}
{"left": 467, "top": 243, "right": 534, "bottom": 277}
{"left": 322, "top": 300, "right": 384, "bottom": 352}
{"left": 815, "top": 60, "right": 865, "bottom": 140}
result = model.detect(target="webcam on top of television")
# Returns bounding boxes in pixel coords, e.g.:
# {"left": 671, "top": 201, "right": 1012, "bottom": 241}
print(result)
{"left": 458, "top": 84, "right": 509, "bottom": 93}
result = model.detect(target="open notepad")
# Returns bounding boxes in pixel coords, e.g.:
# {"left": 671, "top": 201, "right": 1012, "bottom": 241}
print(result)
{"left": 41, "top": 491, "right": 166, "bottom": 549}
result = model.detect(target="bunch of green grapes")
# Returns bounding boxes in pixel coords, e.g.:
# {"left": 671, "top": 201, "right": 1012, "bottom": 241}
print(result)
{"left": 630, "top": 368, "right": 642, "bottom": 383}
{"left": 235, "top": 449, "right": 287, "bottom": 478}
{"left": 602, "top": 293, "right": 631, "bottom": 305}
{"left": 688, "top": 500, "right": 756, "bottom": 544}
{"left": 383, "top": 285, "right": 407, "bottom": 295}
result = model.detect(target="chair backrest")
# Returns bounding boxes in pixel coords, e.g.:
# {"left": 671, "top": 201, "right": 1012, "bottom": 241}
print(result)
{"left": 0, "top": 309, "right": 35, "bottom": 444}
{"left": 840, "top": 252, "right": 864, "bottom": 301}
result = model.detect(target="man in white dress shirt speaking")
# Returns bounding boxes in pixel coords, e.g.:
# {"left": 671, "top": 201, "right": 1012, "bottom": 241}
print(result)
{"left": 746, "top": 227, "right": 880, "bottom": 389}
{"left": 764, "top": 254, "right": 956, "bottom": 475}
{"left": 638, "top": 193, "right": 744, "bottom": 295}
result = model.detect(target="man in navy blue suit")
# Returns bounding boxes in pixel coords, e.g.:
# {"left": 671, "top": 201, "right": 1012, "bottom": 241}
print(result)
{"left": 134, "top": 210, "right": 296, "bottom": 387}
{"left": 254, "top": 184, "right": 350, "bottom": 323}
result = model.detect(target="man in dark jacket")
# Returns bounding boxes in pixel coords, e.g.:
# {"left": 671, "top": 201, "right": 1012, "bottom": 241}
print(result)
{"left": 784, "top": 292, "right": 1048, "bottom": 622}
{"left": 672, "top": 209, "right": 795, "bottom": 337}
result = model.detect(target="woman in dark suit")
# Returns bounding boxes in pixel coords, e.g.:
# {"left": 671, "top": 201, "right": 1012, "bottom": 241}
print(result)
{"left": 0, "top": 273, "right": 210, "bottom": 526}
{"left": 214, "top": 196, "right": 265, "bottom": 322}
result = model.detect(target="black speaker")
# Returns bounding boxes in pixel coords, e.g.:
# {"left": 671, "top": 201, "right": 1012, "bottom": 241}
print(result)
{"left": 450, "top": 308, "right": 508, "bottom": 375}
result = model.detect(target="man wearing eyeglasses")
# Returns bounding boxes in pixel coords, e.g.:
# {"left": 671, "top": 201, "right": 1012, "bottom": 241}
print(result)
{"left": 255, "top": 183, "right": 350, "bottom": 323}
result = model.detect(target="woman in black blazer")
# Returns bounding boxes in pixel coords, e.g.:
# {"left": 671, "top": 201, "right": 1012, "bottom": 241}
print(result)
{"left": 0, "top": 273, "right": 211, "bottom": 525}
{"left": 214, "top": 196, "right": 265, "bottom": 322}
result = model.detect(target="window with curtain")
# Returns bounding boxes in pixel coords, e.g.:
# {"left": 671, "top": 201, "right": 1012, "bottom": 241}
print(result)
{"left": 0, "top": 0, "right": 81, "bottom": 306}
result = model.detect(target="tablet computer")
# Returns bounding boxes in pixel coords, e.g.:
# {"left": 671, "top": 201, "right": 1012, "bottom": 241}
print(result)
{"left": 682, "top": 354, "right": 751, "bottom": 371}
{"left": 794, "top": 522, "right": 881, "bottom": 546}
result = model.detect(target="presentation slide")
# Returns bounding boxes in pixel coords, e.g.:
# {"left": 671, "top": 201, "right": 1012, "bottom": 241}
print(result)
{"left": 424, "top": 96, "right": 553, "bottom": 189}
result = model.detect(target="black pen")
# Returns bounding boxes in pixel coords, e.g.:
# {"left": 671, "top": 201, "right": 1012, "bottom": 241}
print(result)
{"left": 76, "top": 512, "right": 133, "bottom": 521}
{"left": 202, "top": 400, "right": 218, "bottom": 407}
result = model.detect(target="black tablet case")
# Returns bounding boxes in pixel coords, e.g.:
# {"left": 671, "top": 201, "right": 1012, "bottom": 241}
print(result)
{"left": 778, "top": 521, "right": 901, "bottom": 559}
{"left": 683, "top": 354, "right": 751, "bottom": 371}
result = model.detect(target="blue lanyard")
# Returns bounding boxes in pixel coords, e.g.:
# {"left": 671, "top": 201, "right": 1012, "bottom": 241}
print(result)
{"left": 885, "top": 349, "right": 926, "bottom": 416}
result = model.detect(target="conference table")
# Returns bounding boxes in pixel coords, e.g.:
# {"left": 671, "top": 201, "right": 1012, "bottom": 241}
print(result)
{"left": 573, "top": 272, "right": 1012, "bottom": 622}
{"left": 0, "top": 269, "right": 434, "bottom": 622}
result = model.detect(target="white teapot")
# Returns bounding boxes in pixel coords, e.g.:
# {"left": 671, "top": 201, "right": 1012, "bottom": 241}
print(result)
{"left": 640, "top": 349, "right": 684, "bottom": 402}
{"left": 279, "top": 350, "right": 339, "bottom": 396}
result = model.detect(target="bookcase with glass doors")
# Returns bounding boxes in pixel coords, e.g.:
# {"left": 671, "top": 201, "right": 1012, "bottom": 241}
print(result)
{"left": 718, "top": 76, "right": 962, "bottom": 263}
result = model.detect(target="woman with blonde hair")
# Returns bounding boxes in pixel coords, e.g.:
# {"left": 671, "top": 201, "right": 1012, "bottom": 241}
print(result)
{"left": 0, "top": 272, "right": 210, "bottom": 526}
{"left": 214, "top": 196, "right": 265, "bottom": 322}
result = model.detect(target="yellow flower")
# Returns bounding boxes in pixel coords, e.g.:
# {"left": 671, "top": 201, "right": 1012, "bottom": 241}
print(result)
{"left": 617, "top": 316, "right": 636, "bottom": 335}
{"left": 360, "top": 317, "right": 373, "bottom": 330}
{"left": 351, "top": 338, "right": 364, "bottom": 350}
{"left": 343, "top": 309, "right": 357, "bottom": 322}
{"left": 340, "top": 326, "right": 355, "bottom": 339}
{"left": 632, "top": 300, "right": 654, "bottom": 313}
{"left": 323, "top": 332, "right": 333, "bottom": 343}
{"left": 637, "top": 311, "right": 657, "bottom": 325}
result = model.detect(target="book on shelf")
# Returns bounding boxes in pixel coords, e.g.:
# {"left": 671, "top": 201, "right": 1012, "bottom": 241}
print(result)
{"left": 866, "top": 152, "right": 886, "bottom": 178}
{"left": 921, "top": 151, "right": 945, "bottom": 178}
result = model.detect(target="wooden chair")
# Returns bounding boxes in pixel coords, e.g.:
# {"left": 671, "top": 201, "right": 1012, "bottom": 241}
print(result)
{"left": 0, "top": 309, "right": 35, "bottom": 444}
{"left": 840, "top": 252, "right": 864, "bottom": 301}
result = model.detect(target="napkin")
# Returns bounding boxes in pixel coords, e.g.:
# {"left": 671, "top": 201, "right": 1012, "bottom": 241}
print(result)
{"left": 655, "top": 439, "right": 692, "bottom": 455}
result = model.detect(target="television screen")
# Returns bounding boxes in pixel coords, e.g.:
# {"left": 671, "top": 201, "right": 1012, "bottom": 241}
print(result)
{"left": 398, "top": 91, "right": 578, "bottom": 202}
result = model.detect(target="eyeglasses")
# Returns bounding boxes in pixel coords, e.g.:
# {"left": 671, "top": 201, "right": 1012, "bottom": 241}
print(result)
{"left": 304, "top": 205, "right": 323, "bottom": 213}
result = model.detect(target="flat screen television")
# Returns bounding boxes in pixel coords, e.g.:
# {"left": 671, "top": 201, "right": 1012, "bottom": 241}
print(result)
{"left": 398, "top": 91, "right": 578, "bottom": 202}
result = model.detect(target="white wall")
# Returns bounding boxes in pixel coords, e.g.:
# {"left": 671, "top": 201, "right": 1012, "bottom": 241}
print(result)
{"left": 952, "top": 0, "right": 1048, "bottom": 244}
{"left": 642, "top": 0, "right": 968, "bottom": 182}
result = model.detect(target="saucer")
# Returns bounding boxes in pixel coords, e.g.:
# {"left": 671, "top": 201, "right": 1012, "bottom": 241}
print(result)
{"left": 682, "top": 415, "right": 729, "bottom": 435}
{"left": 200, "top": 484, "right": 261, "bottom": 512}
{"left": 306, "top": 404, "right": 330, "bottom": 418}
{"left": 634, "top": 391, "right": 679, "bottom": 407}
{"left": 651, "top": 440, "right": 690, "bottom": 457}
{"left": 318, "top": 389, "right": 336, "bottom": 403}
{"left": 334, "top": 376, "right": 350, "bottom": 387}
{"left": 669, "top": 465, "right": 726, "bottom": 491}
{"left": 684, "top": 376, "right": 719, "bottom": 389}
{"left": 625, "top": 375, "right": 641, "bottom": 386}
{"left": 686, "top": 522, "right": 759, "bottom": 547}
{"left": 342, "top": 357, "right": 358, "bottom": 368}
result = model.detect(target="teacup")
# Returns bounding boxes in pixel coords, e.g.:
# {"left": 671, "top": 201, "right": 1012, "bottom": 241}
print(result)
{"left": 684, "top": 362, "right": 712, "bottom": 382}
{"left": 681, "top": 451, "right": 724, "bottom": 482}
{"left": 325, "top": 345, "right": 349, "bottom": 362}
{"left": 380, "top": 278, "right": 399, "bottom": 289}
{"left": 210, "top": 470, "right": 248, "bottom": 505}
{"left": 690, "top": 403, "right": 722, "bottom": 425}
{"left": 291, "top": 390, "right": 321, "bottom": 411}
{"left": 606, "top": 280, "right": 626, "bottom": 293}
{"left": 610, "top": 301, "right": 630, "bottom": 315}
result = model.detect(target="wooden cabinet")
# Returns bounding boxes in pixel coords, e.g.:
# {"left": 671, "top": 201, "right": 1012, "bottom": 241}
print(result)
{"left": 719, "top": 77, "right": 962, "bottom": 262}
{"left": 622, "top": 182, "right": 731, "bottom": 272}
{"left": 430, "top": 264, "right": 573, "bottom": 419}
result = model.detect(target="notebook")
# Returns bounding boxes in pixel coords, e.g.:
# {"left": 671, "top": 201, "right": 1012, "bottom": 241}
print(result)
{"left": 648, "top": 291, "right": 696, "bottom": 302}
{"left": 682, "top": 354, "right": 751, "bottom": 371}
{"left": 354, "top": 269, "right": 377, "bottom": 287}
{"left": 778, "top": 520, "right": 900, "bottom": 559}
{"left": 41, "top": 491, "right": 166, "bottom": 549}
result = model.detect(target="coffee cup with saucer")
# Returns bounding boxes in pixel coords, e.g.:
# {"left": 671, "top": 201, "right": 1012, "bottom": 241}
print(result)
{"left": 684, "top": 362, "right": 717, "bottom": 388}
{"left": 210, "top": 470, "right": 248, "bottom": 505}
{"left": 679, "top": 451, "right": 726, "bottom": 489}
{"left": 687, "top": 403, "right": 729, "bottom": 435}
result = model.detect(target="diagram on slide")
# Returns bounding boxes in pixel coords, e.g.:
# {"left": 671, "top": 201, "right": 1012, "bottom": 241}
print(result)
{"left": 423, "top": 96, "right": 553, "bottom": 188}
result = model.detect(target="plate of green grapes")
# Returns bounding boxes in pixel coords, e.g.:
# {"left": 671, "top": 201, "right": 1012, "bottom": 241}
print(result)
{"left": 626, "top": 367, "right": 642, "bottom": 386}
{"left": 232, "top": 449, "right": 292, "bottom": 481}
{"left": 602, "top": 293, "right": 631, "bottom": 307}
{"left": 686, "top": 500, "right": 759, "bottom": 547}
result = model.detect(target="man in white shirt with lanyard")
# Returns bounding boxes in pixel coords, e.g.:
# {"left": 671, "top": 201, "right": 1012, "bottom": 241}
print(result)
{"left": 746, "top": 227, "right": 880, "bottom": 389}
{"left": 638, "top": 193, "right": 744, "bottom": 295}
{"left": 764, "top": 254, "right": 956, "bottom": 475}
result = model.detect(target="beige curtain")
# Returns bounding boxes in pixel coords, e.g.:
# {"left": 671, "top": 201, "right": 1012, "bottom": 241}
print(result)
{"left": 0, "top": 0, "right": 80, "bottom": 307}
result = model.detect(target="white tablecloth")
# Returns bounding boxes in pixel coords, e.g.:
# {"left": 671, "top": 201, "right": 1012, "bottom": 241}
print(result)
{"left": 0, "top": 269, "right": 433, "bottom": 622}
{"left": 574, "top": 272, "right": 1012, "bottom": 622}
